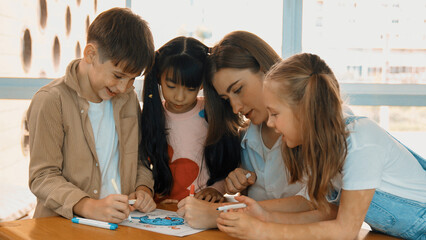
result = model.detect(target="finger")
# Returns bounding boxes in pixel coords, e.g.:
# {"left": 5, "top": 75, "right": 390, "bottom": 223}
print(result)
{"left": 194, "top": 191, "right": 204, "bottom": 199}
{"left": 247, "top": 171, "right": 257, "bottom": 185}
{"left": 234, "top": 195, "right": 252, "bottom": 204}
{"left": 132, "top": 192, "right": 146, "bottom": 209}
{"left": 161, "top": 199, "right": 176, "bottom": 204}
{"left": 218, "top": 222, "right": 237, "bottom": 236}
{"left": 203, "top": 194, "right": 212, "bottom": 202}
{"left": 236, "top": 171, "right": 250, "bottom": 187}
{"left": 110, "top": 210, "right": 126, "bottom": 222}
{"left": 109, "top": 216, "right": 123, "bottom": 224}
{"left": 176, "top": 207, "right": 185, "bottom": 217}
{"left": 124, "top": 206, "right": 131, "bottom": 217}
{"left": 219, "top": 211, "right": 240, "bottom": 221}
{"left": 140, "top": 199, "right": 156, "bottom": 212}
{"left": 139, "top": 193, "right": 151, "bottom": 206}
{"left": 209, "top": 195, "right": 217, "bottom": 203}
{"left": 144, "top": 200, "right": 156, "bottom": 212}
{"left": 217, "top": 216, "right": 237, "bottom": 228}
{"left": 132, "top": 199, "right": 142, "bottom": 210}
{"left": 134, "top": 194, "right": 148, "bottom": 211}
{"left": 225, "top": 176, "right": 239, "bottom": 194}
{"left": 218, "top": 197, "right": 225, "bottom": 203}
{"left": 115, "top": 194, "right": 129, "bottom": 204}
{"left": 113, "top": 201, "right": 129, "bottom": 212}
{"left": 177, "top": 197, "right": 187, "bottom": 208}
{"left": 236, "top": 208, "right": 245, "bottom": 213}
{"left": 129, "top": 205, "right": 136, "bottom": 211}
{"left": 217, "top": 222, "right": 229, "bottom": 232}
{"left": 224, "top": 178, "right": 232, "bottom": 193}
{"left": 195, "top": 194, "right": 206, "bottom": 200}
{"left": 230, "top": 172, "right": 247, "bottom": 191}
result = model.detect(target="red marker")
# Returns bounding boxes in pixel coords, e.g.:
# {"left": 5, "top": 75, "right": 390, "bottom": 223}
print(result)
{"left": 189, "top": 184, "right": 195, "bottom": 197}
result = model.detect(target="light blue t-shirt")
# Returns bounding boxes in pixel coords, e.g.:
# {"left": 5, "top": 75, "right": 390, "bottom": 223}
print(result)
{"left": 342, "top": 117, "right": 426, "bottom": 203}
{"left": 88, "top": 100, "right": 121, "bottom": 199}
{"left": 241, "top": 123, "right": 303, "bottom": 201}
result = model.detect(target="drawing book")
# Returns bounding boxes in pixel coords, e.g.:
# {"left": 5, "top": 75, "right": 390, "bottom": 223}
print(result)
{"left": 120, "top": 209, "right": 207, "bottom": 237}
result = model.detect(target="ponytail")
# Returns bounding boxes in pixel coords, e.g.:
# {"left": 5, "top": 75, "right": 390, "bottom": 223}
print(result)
{"left": 266, "top": 53, "right": 348, "bottom": 212}
{"left": 301, "top": 72, "right": 347, "bottom": 210}
{"left": 140, "top": 64, "right": 173, "bottom": 196}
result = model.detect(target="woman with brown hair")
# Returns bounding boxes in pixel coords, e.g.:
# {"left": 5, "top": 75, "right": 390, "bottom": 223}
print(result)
{"left": 177, "top": 31, "right": 309, "bottom": 228}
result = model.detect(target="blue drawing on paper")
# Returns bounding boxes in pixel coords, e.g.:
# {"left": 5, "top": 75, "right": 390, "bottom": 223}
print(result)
{"left": 133, "top": 216, "right": 184, "bottom": 226}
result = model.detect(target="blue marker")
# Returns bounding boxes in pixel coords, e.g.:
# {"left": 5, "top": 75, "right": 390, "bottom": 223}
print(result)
{"left": 71, "top": 217, "right": 118, "bottom": 230}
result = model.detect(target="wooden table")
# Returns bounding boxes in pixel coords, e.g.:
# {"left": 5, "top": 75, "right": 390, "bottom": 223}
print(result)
{"left": 0, "top": 204, "right": 401, "bottom": 240}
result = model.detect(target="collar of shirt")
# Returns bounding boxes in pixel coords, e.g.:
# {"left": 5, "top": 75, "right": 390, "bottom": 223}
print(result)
{"left": 241, "top": 123, "right": 282, "bottom": 156}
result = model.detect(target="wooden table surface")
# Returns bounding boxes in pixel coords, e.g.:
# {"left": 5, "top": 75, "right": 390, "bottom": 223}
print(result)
{"left": 0, "top": 204, "right": 401, "bottom": 240}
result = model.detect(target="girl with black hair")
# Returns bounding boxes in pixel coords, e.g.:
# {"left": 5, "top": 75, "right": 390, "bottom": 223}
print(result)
{"left": 140, "top": 36, "right": 241, "bottom": 203}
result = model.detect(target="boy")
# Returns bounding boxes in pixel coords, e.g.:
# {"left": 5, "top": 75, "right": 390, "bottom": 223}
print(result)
{"left": 27, "top": 7, "right": 155, "bottom": 223}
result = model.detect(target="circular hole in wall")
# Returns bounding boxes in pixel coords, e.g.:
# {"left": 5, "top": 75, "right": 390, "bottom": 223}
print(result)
{"left": 39, "top": 0, "right": 47, "bottom": 29}
{"left": 53, "top": 36, "right": 61, "bottom": 71}
{"left": 85, "top": 15, "right": 90, "bottom": 34}
{"left": 75, "top": 41, "right": 81, "bottom": 58}
{"left": 39, "top": 70, "right": 46, "bottom": 78}
{"left": 22, "top": 29, "right": 32, "bottom": 73}
{"left": 66, "top": 6, "right": 71, "bottom": 35}
{"left": 94, "top": 0, "right": 97, "bottom": 13}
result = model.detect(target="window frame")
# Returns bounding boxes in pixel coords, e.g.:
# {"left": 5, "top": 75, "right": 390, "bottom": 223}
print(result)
{"left": 1, "top": 0, "right": 425, "bottom": 107}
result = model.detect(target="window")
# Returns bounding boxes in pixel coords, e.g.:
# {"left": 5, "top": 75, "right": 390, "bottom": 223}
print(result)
{"left": 302, "top": 0, "right": 426, "bottom": 156}
{"left": 302, "top": 0, "right": 426, "bottom": 84}
{"left": 0, "top": 0, "right": 425, "bottom": 204}
{"left": 132, "top": 0, "right": 283, "bottom": 55}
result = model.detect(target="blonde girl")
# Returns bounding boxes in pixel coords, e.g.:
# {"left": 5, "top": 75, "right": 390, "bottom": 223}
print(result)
{"left": 217, "top": 53, "right": 426, "bottom": 240}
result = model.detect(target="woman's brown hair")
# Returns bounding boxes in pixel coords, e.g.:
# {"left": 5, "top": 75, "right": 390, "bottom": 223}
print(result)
{"left": 265, "top": 53, "right": 348, "bottom": 211}
{"left": 204, "top": 31, "right": 281, "bottom": 144}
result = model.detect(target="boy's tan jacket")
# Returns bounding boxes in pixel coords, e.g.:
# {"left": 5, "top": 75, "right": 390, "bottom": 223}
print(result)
{"left": 27, "top": 59, "right": 153, "bottom": 219}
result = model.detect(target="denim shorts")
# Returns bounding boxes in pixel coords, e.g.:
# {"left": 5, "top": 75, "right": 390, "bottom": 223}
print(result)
{"left": 364, "top": 190, "right": 426, "bottom": 240}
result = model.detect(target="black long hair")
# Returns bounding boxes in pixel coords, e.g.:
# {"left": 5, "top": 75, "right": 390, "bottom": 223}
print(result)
{"left": 140, "top": 36, "right": 241, "bottom": 196}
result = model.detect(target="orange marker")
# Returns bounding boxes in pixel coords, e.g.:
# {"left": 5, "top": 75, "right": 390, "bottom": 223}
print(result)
{"left": 189, "top": 184, "right": 195, "bottom": 197}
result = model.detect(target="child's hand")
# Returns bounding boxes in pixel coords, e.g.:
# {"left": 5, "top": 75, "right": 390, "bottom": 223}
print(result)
{"left": 225, "top": 168, "right": 256, "bottom": 194}
{"left": 74, "top": 194, "right": 130, "bottom": 223}
{"left": 129, "top": 188, "right": 156, "bottom": 213}
{"left": 217, "top": 211, "right": 265, "bottom": 240}
{"left": 177, "top": 196, "right": 220, "bottom": 229}
{"left": 234, "top": 195, "right": 268, "bottom": 222}
{"left": 195, "top": 187, "right": 225, "bottom": 203}
{"left": 160, "top": 199, "right": 179, "bottom": 204}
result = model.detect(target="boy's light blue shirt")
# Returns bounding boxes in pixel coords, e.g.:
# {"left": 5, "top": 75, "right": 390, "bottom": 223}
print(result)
{"left": 241, "top": 123, "right": 303, "bottom": 201}
{"left": 88, "top": 100, "right": 121, "bottom": 198}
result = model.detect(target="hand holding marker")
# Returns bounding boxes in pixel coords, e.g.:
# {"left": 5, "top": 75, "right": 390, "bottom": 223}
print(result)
{"left": 70, "top": 179, "right": 126, "bottom": 230}
{"left": 224, "top": 172, "right": 252, "bottom": 202}
{"left": 111, "top": 178, "right": 133, "bottom": 223}
{"left": 218, "top": 173, "right": 250, "bottom": 212}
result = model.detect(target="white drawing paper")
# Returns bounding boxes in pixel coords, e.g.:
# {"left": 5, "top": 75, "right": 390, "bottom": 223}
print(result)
{"left": 120, "top": 209, "right": 207, "bottom": 237}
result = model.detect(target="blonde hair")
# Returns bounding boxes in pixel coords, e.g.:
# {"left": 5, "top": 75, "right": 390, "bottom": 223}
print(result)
{"left": 265, "top": 53, "right": 348, "bottom": 211}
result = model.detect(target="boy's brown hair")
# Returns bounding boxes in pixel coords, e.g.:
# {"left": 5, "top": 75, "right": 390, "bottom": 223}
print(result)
{"left": 87, "top": 7, "right": 155, "bottom": 75}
